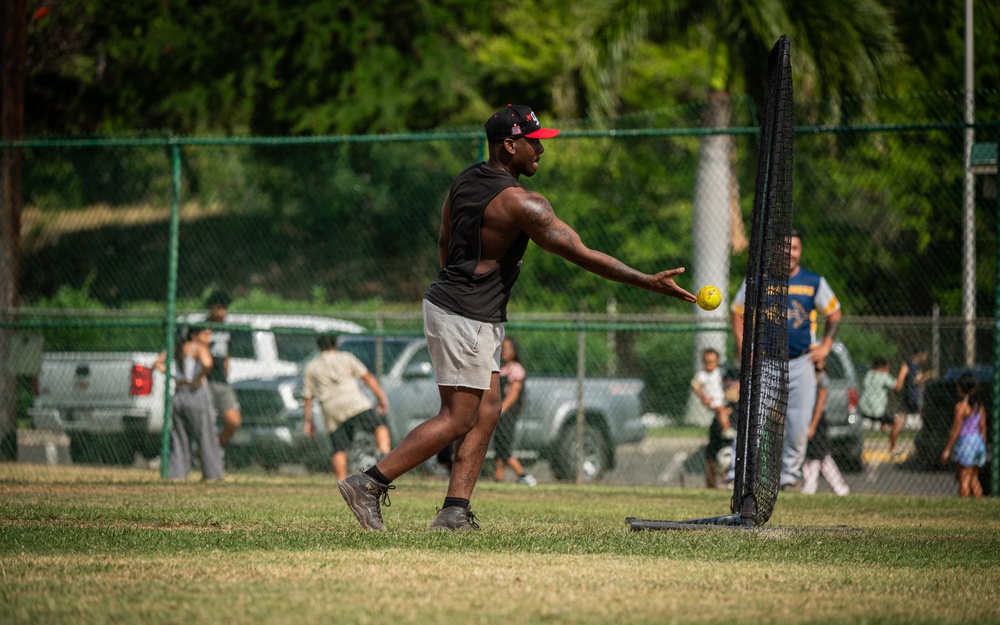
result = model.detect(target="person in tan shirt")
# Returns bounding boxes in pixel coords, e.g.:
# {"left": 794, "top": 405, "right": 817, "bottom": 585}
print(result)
{"left": 303, "top": 334, "right": 390, "bottom": 480}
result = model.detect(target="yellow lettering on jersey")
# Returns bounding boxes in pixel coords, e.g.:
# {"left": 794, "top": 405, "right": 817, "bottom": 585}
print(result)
{"left": 788, "top": 285, "right": 816, "bottom": 297}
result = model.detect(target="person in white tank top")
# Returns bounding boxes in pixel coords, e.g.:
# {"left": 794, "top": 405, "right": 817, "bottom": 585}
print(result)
{"left": 153, "top": 326, "right": 223, "bottom": 480}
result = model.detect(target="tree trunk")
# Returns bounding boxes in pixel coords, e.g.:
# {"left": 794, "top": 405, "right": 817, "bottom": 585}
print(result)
{"left": 1, "top": 0, "right": 26, "bottom": 460}
{"left": 687, "top": 91, "right": 733, "bottom": 425}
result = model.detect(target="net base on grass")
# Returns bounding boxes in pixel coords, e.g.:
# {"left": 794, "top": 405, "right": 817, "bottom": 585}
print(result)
{"left": 626, "top": 514, "right": 745, "bottom": 531}
{"left": 627, "top": 517, "right": 863, "bottom": 533}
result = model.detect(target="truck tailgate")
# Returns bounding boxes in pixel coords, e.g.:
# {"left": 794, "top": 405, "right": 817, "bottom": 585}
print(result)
{"left": 36, "top": 353, "right": 149, "bottom": 407}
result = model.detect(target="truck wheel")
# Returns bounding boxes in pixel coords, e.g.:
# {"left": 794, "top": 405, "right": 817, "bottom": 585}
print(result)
{"left": 138, "top": 435, "right": 163, "bottom": 461}
{"left": 68, "top": 432, "right": 133, "bottom": 465}
{"left": 68, "top": 432, "right": 97, "bottom": 464}
{"left": 550, "top": 422, "right": 610, "bottom": 482}
{"left": 224, "top": 445, "right": 253, "bottom": 469}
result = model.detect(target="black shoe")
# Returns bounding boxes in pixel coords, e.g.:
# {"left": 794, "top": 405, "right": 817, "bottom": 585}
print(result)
{"left": 428, "top": 505, "right": 479, "bottom": 531}
{"left": 338, "top": 472, "right": 394, "bottom": 531}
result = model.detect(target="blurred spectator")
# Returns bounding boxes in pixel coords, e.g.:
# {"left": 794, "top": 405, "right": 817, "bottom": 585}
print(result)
{"left": 153, "top": 325, "right": 223, "bottom": 480}
{"left": 801, "top": 360, "right": 849, "bottom": 496}
{"left": 940, "top": 372, "right": 986, "bottom": 498}
{"left": 493, "top": 337, "right": 535, "bottom": 486}
{"left": 303, "top": 333, "right": 391, "bottom": 480}
{"left": 893, "top": 349, "right": 935, "bottom": 456}
{"left": 205, "top": 291, "right": 242, "bottom": 448}
{"left": 721, "top": 365, "right": 740, "bottom": 486}
{"left": 731, "top": 229, "right": 842, "bottom": 491}
{"left": 691, "top": 348, "right": 734, "bottom": 489}
{"left": 859, "top": 356, "right": 906, "bottom": 454}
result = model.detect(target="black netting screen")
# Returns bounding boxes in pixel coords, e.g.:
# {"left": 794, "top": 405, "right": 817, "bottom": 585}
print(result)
{"left": 731, "top": 36, "right": 794, "bottom": 526}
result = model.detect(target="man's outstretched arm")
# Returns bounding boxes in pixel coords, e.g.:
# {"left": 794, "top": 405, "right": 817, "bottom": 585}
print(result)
{"left": 516, "top": 191, "right": 696, "bottom": 303}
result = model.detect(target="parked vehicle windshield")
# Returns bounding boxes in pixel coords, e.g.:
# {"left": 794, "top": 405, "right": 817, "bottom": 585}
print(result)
{"left": 274, "top": 333, "right": 322, "bottom": 363}
{"left": 338, "top": 338, "right": 412, "bottom": 375}
{"left": 228, "top": 330, "right": 255, "bottom": 359}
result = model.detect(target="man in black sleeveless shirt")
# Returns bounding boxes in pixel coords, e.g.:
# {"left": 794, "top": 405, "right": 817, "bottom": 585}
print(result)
{"left": 339, "top": 104, "right": 697, "bottom": 531}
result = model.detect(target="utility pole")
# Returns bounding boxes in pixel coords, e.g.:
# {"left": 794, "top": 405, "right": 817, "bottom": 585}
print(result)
{"left": 961, "top": 0, "right": 975, "bottom": 366}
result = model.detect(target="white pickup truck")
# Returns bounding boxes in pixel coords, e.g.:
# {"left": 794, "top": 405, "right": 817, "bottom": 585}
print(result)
{"left": 28, "top": 313, "right": 364, "bottom": 464}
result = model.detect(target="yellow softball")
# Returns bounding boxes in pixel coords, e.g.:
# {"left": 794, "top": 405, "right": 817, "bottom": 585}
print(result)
{"left": 696, "top": 285, "right": 722, "bottom": 311}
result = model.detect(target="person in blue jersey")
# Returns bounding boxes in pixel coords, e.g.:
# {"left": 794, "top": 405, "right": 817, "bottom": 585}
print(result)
{"left": 338, "top": 104, "right": 697, "bottom": 531}
{"left": 730, "top": 229, "right": 842, "bottom": 491}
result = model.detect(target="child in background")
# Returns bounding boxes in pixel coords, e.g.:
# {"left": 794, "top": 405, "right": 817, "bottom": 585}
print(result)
{"left": 940, "top": 372, "right": 987, "bottom": 498}
{"left": 858, "top": 356, "right": 907, "bottom": 453}
{"left": 692, "top": 348, "right": 734, "bottom": 488}
{"left": 801, "top": 359, "right": 849, "bottom": 496}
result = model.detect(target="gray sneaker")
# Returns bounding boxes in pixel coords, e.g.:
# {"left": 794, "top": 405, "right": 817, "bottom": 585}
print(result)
{"left": 428, "top": 505, "right": 480, "bottom": 531}
{"left": 338, "top": 472, "right": 394, "bottom": 531}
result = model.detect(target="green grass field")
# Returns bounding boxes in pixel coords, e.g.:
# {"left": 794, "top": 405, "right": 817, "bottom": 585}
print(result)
{"left": 2, "top": 464, "right": 999, "bottom": 625}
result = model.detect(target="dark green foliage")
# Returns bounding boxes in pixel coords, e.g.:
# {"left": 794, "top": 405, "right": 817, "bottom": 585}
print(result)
{"left": 23, "top": 277, "right": 163, "bottom": 352}
{"left": 25, "top": 0, "right": 496, "bottom": 136}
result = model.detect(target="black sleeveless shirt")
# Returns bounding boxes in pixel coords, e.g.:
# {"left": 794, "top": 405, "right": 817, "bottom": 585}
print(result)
{"left": 424, "top": 163, "right": 530, "bottom": 322}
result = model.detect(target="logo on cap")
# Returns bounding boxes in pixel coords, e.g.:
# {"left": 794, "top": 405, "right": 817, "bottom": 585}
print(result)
{"left": 484, "top": 104, "right": 560, "bottom": 141}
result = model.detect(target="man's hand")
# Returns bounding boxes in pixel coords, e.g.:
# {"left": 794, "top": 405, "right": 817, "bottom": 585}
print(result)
{"left": 650, "top": 268, "right": 697, "bottom": 303}
{"left": 809, "top": 342, "right": 832, "bottom": 364}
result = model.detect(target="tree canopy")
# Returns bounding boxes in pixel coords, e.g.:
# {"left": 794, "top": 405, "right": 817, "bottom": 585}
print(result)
{"left": 24, "top": 0, "right": 998, "bottom": 136}
{"left": 16, "top": 0, "right": 1000, "bottom": 325}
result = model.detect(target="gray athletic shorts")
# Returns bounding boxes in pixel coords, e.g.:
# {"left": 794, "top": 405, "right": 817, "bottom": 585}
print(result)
{"left": 208, "top": 381, "right": 240, "bottom": 415}
{"left": 422, "top": 298, "right": 503, "bottom": 390}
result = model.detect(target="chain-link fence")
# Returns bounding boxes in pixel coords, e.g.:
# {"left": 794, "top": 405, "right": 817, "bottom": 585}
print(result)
{"left": 3, "top": 91, "right": 999, "bottom": 497}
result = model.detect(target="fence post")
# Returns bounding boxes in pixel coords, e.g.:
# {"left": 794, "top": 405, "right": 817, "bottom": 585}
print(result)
{"left": 931, "top": 303, "right": 940, "bottom": 376}
{"left": 606, "top": 297, "right": 617, "bottom": 376}
{"left": 159, "top": 141, "right": 183, "bottom": 479}
{"left": 375, "top": 313, "right": 384, "bottom": 379}
{"left": 993, "top": 134, "right": 999, "bottom": 497}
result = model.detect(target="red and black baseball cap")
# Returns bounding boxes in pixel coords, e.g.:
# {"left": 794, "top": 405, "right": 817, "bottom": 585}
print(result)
{"left": 484, "top": 104, "right": 560, "bottom": 142}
